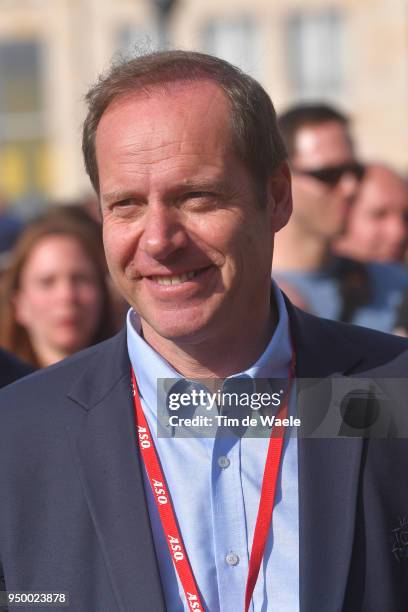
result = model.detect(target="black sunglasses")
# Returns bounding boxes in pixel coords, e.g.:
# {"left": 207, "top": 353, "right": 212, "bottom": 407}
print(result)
{"left": 292, "top": 162, "right": 365, "bottom": 186}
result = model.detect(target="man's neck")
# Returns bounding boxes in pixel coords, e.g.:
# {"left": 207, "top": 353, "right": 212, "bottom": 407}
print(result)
{"left": 273, "top": 222, "right": 331, "bottom": 272}
{"left": 140, "top": 308, "right": 278, "bottom": 379}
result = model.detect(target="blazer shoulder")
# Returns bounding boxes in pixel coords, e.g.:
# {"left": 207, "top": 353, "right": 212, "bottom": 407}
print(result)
{"left": 293, "top": 304, "right": 408, "bottom": 374}
{"left": 321, "top": 313, "right": 408, "bottom": 348}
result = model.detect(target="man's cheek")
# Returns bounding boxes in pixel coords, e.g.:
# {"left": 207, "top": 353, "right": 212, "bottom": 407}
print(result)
{"left": 104, "top": 249, "right": 127, "bottom": 285}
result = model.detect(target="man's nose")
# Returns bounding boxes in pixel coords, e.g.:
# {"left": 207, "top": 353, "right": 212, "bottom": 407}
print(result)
{"left": 138, "top": 202, "right": 189, "bottom": 260}
{"left": 338, "top": 172, "right": 359, "bottom": 200}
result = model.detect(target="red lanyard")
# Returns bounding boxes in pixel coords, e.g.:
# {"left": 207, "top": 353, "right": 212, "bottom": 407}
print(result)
{"left": 131, "top": 353, "right": 295, "bottom": 612}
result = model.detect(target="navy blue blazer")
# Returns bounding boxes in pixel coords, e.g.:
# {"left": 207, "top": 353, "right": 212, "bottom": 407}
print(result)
{"left": 1, "top": 303, "right": 408, "bottom": 611}
{"left": 0, "top": 348, "right": 32, "bottom": 389}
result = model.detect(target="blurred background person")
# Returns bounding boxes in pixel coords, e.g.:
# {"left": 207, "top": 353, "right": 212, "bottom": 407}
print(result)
{"left": 274, "top": 104, "right": 361, "bottom": 274}
{"left": 273, "top": 103, "right": 408, "bottom": 332}
{"left": 334, "top": 163, "right": 408, "bottom": 263}
{"left": 273, "top": 103, "right": 363, "bottom": 316}
{"left": 0, "top": 207, "right": 116, "bottom": 367}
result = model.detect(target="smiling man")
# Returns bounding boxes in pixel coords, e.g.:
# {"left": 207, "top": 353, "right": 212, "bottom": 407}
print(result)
{"left": 95, "top": 79, "right": 288, "bottom": 376}
{"left": 1, "top": 51, "right": 408, "bottom": 612}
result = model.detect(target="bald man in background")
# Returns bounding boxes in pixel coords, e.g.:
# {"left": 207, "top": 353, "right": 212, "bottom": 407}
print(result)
{"left": 335, "top": 163, "right": 408, "bottom": 263}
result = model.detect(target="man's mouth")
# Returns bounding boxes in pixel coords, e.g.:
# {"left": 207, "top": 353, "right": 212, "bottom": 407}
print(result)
{"left": 148, "top": 267, "right": 210, "bottom": 286}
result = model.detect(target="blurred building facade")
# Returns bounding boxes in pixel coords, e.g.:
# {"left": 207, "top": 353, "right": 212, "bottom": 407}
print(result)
{"left": 0, "top": 0, "right": 407, "bottom": 213}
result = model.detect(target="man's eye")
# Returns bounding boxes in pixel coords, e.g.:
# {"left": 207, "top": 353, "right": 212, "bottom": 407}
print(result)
{"left": 188, "top": 191, "right": 213, "bottom": 199}
{"left": 110, "top": 199, "right": 144, "bottom": 214}
{"left": 184, "top": 192, "right": 218, "bottom": 207}
{"left": 114, "top": 199, "right": 134, "bottom": 207}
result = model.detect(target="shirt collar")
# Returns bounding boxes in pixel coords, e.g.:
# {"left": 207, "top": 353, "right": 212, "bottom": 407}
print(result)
{"left": 127, "top": 280, "right": 291, "bottom": 412}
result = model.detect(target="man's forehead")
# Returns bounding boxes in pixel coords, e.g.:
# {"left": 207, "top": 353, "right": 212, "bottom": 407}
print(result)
{"left": 98, "top": 79, "right": 230, "bottom": 130}
{"left": 293, "top": 120, "right": 353, "bottom": 167}
{"left": 94, "top": 79, "right": 235, "bottom": 162}
{"left": 361, "top": 167, "right": 408, "bottom": 208}
{"left": 95, "top": 79, "right": 240, "bottom": 197}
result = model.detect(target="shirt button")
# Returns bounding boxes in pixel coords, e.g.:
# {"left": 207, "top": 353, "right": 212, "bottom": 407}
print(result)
{"left": 218, "top": 456, "right": 230, "bottom": 469}
{"left": 225, "top": 552, "right": 239, "bottom": 566}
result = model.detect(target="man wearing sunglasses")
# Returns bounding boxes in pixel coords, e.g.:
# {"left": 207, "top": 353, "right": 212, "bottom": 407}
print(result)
{"left": 274, "top": 104, "right": 408, "bottom": 331}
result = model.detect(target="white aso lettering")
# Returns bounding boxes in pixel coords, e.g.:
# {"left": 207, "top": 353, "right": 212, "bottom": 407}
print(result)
{"left": 168, "top": 535, "right": 184, "bottom": 561}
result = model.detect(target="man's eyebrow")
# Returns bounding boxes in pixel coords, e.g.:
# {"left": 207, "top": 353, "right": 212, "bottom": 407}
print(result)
{"left": 177, "top": 178, "right": 228, "bottom": 192}
{"left": 102, "top": 190, "right": 140, "bottom": 205}
{"left": 102, "top": 180, "right": 229, "bottom": 204}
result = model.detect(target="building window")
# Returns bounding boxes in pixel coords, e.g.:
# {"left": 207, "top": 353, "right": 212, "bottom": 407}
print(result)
{"left": 201, "top": 16, "right": 260, "bottom": 78}
{"left": 0, "top": 39, "right": 48, "bottom": 207}
{"left": 287, "top": 10, "right": 345, "bottom": 100}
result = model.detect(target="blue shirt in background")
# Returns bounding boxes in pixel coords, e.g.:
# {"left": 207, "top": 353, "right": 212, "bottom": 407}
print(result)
{"left": 275, "top": 260, "right": 408, "bottom": 333}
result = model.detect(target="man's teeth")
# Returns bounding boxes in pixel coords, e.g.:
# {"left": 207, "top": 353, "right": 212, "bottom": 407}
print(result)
{"left": 152, "top": 270, "right": 197, "bottom": 285}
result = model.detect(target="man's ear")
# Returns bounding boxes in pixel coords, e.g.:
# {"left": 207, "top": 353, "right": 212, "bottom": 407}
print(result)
{"left": 266, "top": 161, "right": 293, "bottom": 232}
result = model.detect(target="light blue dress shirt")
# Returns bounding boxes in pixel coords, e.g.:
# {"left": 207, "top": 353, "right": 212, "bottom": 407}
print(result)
{"left": 127, "top": 282, "right": 299, "bottom": 611}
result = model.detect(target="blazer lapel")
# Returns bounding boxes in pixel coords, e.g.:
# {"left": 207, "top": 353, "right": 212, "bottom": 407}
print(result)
{"left": 287, "top": 303, "right": 364, "bottom": 612}
{"left": 65, "top": 330, "right": 166, "bottom": 612}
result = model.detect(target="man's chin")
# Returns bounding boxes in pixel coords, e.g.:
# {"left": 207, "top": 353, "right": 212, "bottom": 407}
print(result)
{"left": 140, "top": 315, "right": 214, "bottom": 347}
